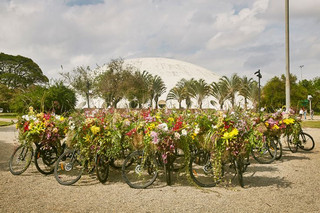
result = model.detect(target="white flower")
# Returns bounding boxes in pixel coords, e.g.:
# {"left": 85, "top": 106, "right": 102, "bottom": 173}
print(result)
{"left": 181, "top": 129, "right": 187, "bottom": 136}
{"left": 174, "top": 132, "right": 180, "bottom": 139}
{"left": 158, "top": 123, "right": 168, "bottom": 132}
{"left": 195, "top": 125, "right": 200, "bottom": 134}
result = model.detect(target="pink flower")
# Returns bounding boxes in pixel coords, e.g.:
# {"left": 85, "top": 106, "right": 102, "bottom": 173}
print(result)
{"left": 150, "top": 131, "right": 159, "bottom": 144}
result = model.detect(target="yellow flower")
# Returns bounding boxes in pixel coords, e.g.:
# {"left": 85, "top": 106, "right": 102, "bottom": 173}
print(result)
{"left": 265, "top": 122, "right": 269, "bottom": 127}
{"left": 168, "top": 117, "right": 174, "bottom": 123}
{"left": 283, "top": 118, "right": 294, "bottom": 125}
{"left": 29, "top": 106, "right": 34, "bottom": 113}
{"left": 272, "top": 124, "right": 280, "bottom": 130}
{"left": 90, "top": 126, "right": 100, "bottom": 135}
{"left": 222, "top": 128, "right": 239, "bottom": 140}
{"left": 60, "top": 116, "right": 65, "bottom": 121}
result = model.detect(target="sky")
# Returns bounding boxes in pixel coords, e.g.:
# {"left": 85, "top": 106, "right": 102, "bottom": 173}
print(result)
{"left": 1, "top": 0, "right": 320, "bottom": 85}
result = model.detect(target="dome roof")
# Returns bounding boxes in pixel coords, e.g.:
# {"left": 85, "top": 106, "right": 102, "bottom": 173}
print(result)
{"left": 124, "top": 57, "right": 220, "bottom": 93}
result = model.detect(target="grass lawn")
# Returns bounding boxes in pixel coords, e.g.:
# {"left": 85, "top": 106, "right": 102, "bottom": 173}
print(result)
{"left": 0, "top": 121, "right": 14, "bottom": 126}
{"left": 302, "top": 120, "right": 320, "bottom": 128}
{"left": 0, "top": 113, "right": 18, "bottom": 119}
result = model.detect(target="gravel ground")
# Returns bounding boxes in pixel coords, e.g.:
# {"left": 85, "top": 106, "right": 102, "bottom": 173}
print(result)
{"left": 0, "top": 124, "right": 320, "bottom": 213}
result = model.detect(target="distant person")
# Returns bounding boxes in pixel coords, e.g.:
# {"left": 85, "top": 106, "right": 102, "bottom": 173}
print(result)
{"left": 310, "top": 109, "right": 314, "bottom": 120}
{"left": 299, "top": 108, "right": 303, "bottom": 119}
{"left": 304, "top": 109, "right": 307, "bottom": 120}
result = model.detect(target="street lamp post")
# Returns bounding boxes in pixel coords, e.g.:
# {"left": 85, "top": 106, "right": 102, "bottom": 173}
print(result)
{"left": 299, "top": 65, "right": 304, "bottom": 81}
{"left": 254, "top": 69, "right": 262, "bottom": 112}
{"left": 86, "top": 81, "right": 91, "bottom": 108}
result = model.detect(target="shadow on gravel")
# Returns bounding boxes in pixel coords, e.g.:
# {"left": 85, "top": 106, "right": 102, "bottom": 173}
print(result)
{"left": 244, "top": 176, "right": 291, "bottom": 188}
{"left": 0, "top": 141, "right": 16, "bottom": 172}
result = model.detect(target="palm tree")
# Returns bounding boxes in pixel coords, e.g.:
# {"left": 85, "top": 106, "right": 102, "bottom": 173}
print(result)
{"left": 248, "top": 81, "right": 259, "bottom": 109}
{"left": 166, "top": 86, "right": 186, "bottom": 109}
{"left": 149, "top": 75, "right": 166, "bottom": 109}
{"left": 220, "top": 74, "right": 241, "bottom": 109}
{"left": 127, "top": 70, "right": 152, "bottom": 108}
{"left": 210, "top": 81, "right": 228, "bottom": 110}
{"left": 239, "top": 76, "right": 254, "bottom": 110}
{"left": 177, "top": 78, "right": 195, "bottom": 109}
{"left": 190, "top": 79, "right": 210, "bottom": 109}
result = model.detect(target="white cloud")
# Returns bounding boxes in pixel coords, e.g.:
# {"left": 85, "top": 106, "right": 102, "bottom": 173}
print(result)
{"left": 0, "top": 0, "right": 319, "bottom": 85}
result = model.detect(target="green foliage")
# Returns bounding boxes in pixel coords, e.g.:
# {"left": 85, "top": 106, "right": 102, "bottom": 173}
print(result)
{"left": 44, "top": 81, "right": 76, "bottom": 114}
{"left": 0, "top": 52, "right": 48, "bottom": 89}
{"left": 9, "top": 82, "right": 76, "bottom": 114}
{"left": 60, "top": 66, "right": 95, "bottom": 108}
{"left": 261, "top": 74, "right": 320, "bottom": 112}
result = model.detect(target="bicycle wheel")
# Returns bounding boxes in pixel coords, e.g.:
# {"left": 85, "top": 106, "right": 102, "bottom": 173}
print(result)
{"left": 234, "top": 159, "right": 244, "bottom": 187}
{"left": 34, "top": 146, "right": 58, "bottom": 175}
{"left": 96, "top": 154, "right": 109, "bottom": 184}
{"left": 172, "top": 148, "right": 185, "bottom": 172}
{"left": 251, "top": 139, "right": 277, "bottom": 164}
{"left": 9, "top": 145, "right": 33, "bottom": 175}
{"left": 54, "top": 150, "right": 83, "bottom": 185}
{"left": 287, "top": 135, "right": 298, "bottom": 153}
{"left": 122, "top": 151, "right": 158, "bottom": 189}
{"left": 110, "top": 148, "right": 132, "bottom": 169}
{"left": 189, "top": 150, "right": 216, "bottom": 187}
{"left": 164, "top": 163, "right": 172, "bottom": 186}
{"left": 298, "top": 132, "right": 315, "bottom": 151}
{"left": 269, "top": 138, "right": 282, "bottom": 160}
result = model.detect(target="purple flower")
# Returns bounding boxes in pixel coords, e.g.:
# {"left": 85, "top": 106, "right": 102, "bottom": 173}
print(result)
{"left": 150, "top": 131, "right": 159, "bottom": 144}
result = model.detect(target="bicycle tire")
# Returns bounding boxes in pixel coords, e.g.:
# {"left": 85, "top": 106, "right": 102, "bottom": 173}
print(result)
{"left": 34, "top": 146, "right": 58, "bottom": 175}
{"left": 96, "top": 154, "right": 109, "bottom": 184}
{"left": 298, "top": 132, "right": 315, "bottom": 151}
{"left": 54, "top": 150, "right": 83, "bottom": 185}
{"left": 110, "top": 148, "right": 132, "bottom": 169}
{"left": 9, "top": 145, "right": 33, "bottom": 175}
{"left": 287, "top": 135, "right": 298, "bottom": 153}
{"left": 122, "top": 151, "right": 158, "bottom": 189}
{"left": 172, "top": 148, "right": 185, "bottom": 172}
{"left": 234, "top": 159, "right": 244, "bottom": 187}
{"left": 251, "top": 139, "right": 277, "bottom": 164}
{"left": 189, "top": 150, "right": 216, "bottom": 187}
{"left": 269, "top": 138, "right": 282, "bottom": 160}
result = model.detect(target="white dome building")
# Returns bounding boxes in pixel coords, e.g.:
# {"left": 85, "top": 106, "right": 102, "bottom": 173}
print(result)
{"left": 123, "top": 57, "right": 221, "bottom": 108}
{"left": 82, "top": 57, "right": 221, "bottom": 109}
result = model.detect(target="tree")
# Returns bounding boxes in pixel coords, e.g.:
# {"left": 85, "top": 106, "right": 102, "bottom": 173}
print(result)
{"left": 128, "top": 70, "right": 152, "bottom": 108}
{"left": 0, "top": 83, "right": 14, "bottom": 112}
{"left": 44, "top": 81, "right": 76, "bottom": 114}
{"left": 210, "top": 81, "right": 228, "bottom": 110}
{"left": 149, "top": 75, "right": 166, "bottom": 109}
{"left": 176, "top": 78, "right": 195, "bottom": 109}
{"left": 220, "top": 74, "right": 241, "bottom": 109}
{"left": 190, "top": 79, "right": 210, "bottom": 109}
{"left": 239, "top": 76, "right": 254, "bottom": 110}
{"left": 0, "top": 52, "right": 48, "bottom": 89}
{"left": 166, "top": 86, "right": 186, "bottom": 109}
{"left": 96, "top": 59, "right": 133, "bottom": 108}
{"left": 9, "top": 82, "right": 76, "bottom": 114}
{"left": 61, "top": 66, "right": 95, "bottom": 108}
{"left": 10, "top": 85, "right": 46, "bottom": 113}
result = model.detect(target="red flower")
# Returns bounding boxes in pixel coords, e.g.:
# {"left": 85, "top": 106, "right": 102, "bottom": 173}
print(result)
{"left": 23, "top": 122, "right": 30, "bottom": 132}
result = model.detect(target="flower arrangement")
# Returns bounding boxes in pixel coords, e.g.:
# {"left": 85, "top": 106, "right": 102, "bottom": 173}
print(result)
{"left": 16, "top": 106, "right": 68, "bottom": 152}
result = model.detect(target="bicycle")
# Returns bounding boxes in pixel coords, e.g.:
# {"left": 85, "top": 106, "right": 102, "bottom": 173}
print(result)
{"left": 251, "top": 136, "right": 278, "bottom": 164}
{"left": 54, "top": 148, "right": 109, "bottom": 185}
{"left": 9, "top": 140, "right": 65, "bottom": 175}
{"left": 189, "top": 148, "right": 249, "bottom": 188}
{"left": 121, "top": 148, "right": 184, "bottom": 189}
{"left": 287, "top": 130, "right": 315, "bottom": 153}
